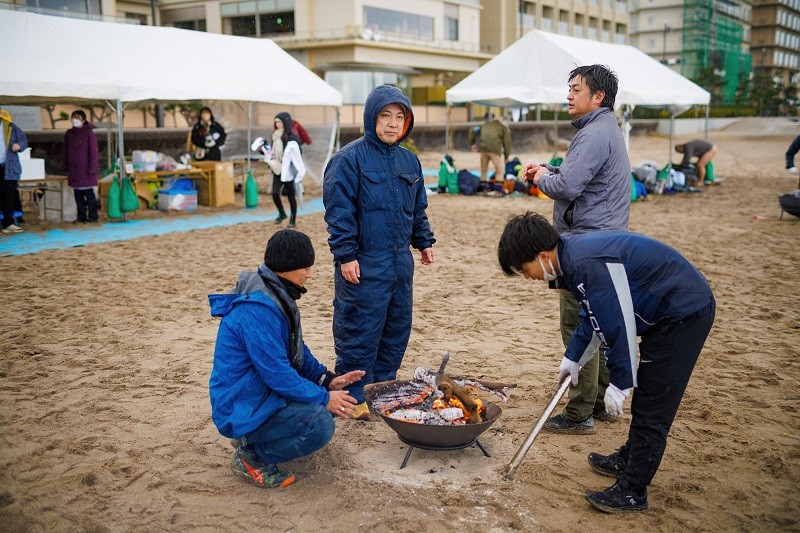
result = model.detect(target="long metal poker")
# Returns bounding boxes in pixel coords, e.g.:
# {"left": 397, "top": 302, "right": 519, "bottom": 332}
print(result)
{"left": 504, "top": 375, "right": 572, "bottom": 480}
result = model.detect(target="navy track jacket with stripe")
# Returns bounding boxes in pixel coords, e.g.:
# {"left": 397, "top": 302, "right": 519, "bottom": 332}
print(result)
{"left": 557, "top": 231, "right": 714, "bottom": 390}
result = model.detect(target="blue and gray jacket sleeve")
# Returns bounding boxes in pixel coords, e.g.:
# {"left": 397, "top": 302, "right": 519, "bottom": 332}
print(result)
{"left": 410, "top": 157, "right": 435, "bottom": 251}
{"left": 564, "top": 259, "right": 640, "bottom": 391}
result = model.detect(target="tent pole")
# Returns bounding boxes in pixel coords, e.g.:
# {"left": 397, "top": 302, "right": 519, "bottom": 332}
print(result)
{"left": 704, "top": 104, "right": 709, "bottom": 140}
{"left": 116, "top": 98, "right": 127, "bottom": 222}
{"left": 668, "top": 111, "right": 674, "bottom": 168}
{"left": 553, "top": 104, "right": 558, "bottom": 155}
{"left": 322, "top": 107, "right": 339, "bottom": 182}
{"left": 247, "top": 101, "right": 253, "bottom": 175}
{"left": 445, "top": 104, "right": 450, "bottom": 152}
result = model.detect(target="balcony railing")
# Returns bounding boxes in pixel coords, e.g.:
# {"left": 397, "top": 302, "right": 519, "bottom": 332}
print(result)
{"left": 520, "top": 13, "right": 536, "bottom": 31}
{"left": 541, "top": 18, "right": 553, "bottom": 31}
{"left": 558, "top": 21, "right": 569, "bottom": 34}
{"left": 602, "top": 30, "right": 611, "bottom": 41}
{"left": 272, "top": 26, "right": 480, "bottom": 53}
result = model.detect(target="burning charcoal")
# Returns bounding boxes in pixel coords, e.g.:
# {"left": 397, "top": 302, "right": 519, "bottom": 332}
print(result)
{"left": 368, "top": 381, "right": 435, "bottom": 414}
{"left": 414, "top": 367, "right": 516, "bottom": 402}
{"left": 388, "top": 409, "right": 446, "bottom": 425}
{"left": 437, "top": 407, "right": 466, "bottom": 422}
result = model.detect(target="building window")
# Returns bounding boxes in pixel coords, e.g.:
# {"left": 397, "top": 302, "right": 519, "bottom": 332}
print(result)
{"left": 445, "top": 3, "right": 459, "bottom": 41}
{"left": 363, "top": 6, "right": 435, "bottom": 40}
{"left": 162, "top": 6, "right": 207, "bottom": 32}
{"left": 222, "top": 0, "right": 295, "bottom": 37}
{"left": 24, "top": 0, "right": 101, "bottom": 14}
{"left": 325, "top": 70, "right": 410, "bottom": 105}
{"left": 125, "top": 12, "right": 148, "bottom": 25}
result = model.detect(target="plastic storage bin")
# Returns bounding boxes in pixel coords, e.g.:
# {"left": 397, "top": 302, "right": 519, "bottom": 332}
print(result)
{"left": 158, "top": 189, "right": 197, "bottom": 211}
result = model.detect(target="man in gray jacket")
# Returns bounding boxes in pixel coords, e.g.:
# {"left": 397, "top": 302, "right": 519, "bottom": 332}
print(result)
{"left": 525, "top": 64, "right": 631, "bottom": 434}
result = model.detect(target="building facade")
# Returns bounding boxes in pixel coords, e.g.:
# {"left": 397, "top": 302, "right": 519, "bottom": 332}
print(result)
{"left": 751, "top": 0, "right": 800, "bottom": 86}
{"left": 629, "top": 0, "right": 754, "bottom": 103}
{"left": 480, "top": 0, "right": 630, "bottom": 55}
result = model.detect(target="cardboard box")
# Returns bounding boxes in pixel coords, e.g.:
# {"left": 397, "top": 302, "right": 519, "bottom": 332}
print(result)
{"left": 158, "top": 189, "right": 197, "bottom": 212}
{"left": 192, "top": 161, "right": 235, "bottom": 207}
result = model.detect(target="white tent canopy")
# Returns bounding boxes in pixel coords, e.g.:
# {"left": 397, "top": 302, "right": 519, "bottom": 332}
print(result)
{"left": 1, "top": 10, "right": 342, "bottom": 107}
{"left": 446, "top": 29, "right": 709, "bottom": 109}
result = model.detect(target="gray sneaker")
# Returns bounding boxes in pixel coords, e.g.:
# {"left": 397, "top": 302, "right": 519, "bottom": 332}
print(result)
{"left": 542, "top": 414, "right": 596, "bottom": 434}
{"left": 593, "top": 407, "right": 620, "bottom": 423}
{"left": 1, "top": 224, "right": 23, "bottom": 234}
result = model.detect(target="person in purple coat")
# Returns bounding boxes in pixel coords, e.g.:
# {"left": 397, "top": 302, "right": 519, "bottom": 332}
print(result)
{"left": 63, "top": 110, "right": 100, "bottom": 223}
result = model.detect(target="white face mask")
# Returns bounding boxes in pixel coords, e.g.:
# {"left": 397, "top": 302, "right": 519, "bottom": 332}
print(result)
{"left": 71, "top": 119, "right": 83, "bottom": 128}
{"left": 539, "top": 255, "right": 558, "bottom": 282}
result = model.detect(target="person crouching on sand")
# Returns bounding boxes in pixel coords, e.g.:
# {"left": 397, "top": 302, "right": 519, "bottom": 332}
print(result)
{"left": 498, "top": 212, "right": 715, "bottom": 513}
{"left": 208, "top": 229, "right": 365, "bottom": 488}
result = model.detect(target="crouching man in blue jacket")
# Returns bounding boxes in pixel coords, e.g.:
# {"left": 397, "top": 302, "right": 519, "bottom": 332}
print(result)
{"left": 209, "top": 229, "right": 365, "bottom": 488}
{"left": 498, "top": 212, "right": 715, "bottom": 513}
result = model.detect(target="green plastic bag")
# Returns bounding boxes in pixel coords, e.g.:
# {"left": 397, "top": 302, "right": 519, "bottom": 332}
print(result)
{"left": 120, "top": 176, "right": 139, "bottom": 213}
{"left": 548, "top": 154, "right": 563, "bottom": 167}
{"left": 245, "top": 171, "right": 259, "bottom": 208}
{"left": 106, "top": 176, "right": 122, "bottom": 219}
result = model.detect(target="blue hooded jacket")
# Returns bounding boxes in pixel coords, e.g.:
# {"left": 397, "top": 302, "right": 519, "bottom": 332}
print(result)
{"left": 558, "top": 231, "right": 714, "bottom": 390}
{"left": 323, "top": 85, "right": 435, "bottom": 264}
{"left": 208, "top": 267, "right": 329, "bottom": 438}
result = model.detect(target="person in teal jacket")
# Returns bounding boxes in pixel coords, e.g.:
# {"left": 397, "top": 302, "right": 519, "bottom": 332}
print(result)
{"left": 208, "top": 229, "right": 364, "bottom": 488}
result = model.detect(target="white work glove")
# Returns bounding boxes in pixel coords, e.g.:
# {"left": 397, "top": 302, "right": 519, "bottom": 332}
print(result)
{"left": 789, "top": 167, "right": 798, "bottom": 175}
{"left": 558, "top": 356, "right": 581, "bottom": 386}
{"left": 212, "top": 132, "right": 221, "bottom": 141}
{"left": 604, "top": 384, "right": 631, "bottom": 417}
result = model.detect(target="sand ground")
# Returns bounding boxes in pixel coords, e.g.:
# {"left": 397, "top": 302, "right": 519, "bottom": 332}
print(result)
{"left": 0, "top": 129, "right": 798, "bottom": 532}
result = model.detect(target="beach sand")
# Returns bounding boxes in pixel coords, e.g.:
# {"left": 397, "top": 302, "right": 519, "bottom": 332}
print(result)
{"left": 1, "top": 129, "right": 798, "bottom": 532}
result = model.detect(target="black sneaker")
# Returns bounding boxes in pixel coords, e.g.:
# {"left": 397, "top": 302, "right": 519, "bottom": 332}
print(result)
{"left": 588, "top": 447, "right": 627, "bottom": 477}
{"left": 542, "top": 414, "right": 596, "bottom": 435}
{"left": 274, "top": 214, "right": 287, "bottom": 224}
{"left": 230, "top": 448, "right": 295, "bottom": 488}
{"left": 593, "top": 406, "right": 620, "bottom": 423}
{"left": 585, "top": 481, "right": 648, "bottom": 513}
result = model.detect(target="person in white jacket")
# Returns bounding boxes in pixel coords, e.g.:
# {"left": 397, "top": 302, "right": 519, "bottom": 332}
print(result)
{"left": 267, "top": 112, "right": 306, "bottom": 228}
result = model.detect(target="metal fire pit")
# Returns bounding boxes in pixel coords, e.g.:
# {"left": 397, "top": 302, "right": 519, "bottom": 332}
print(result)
{"left": 365, "top": 380, "right": 503, "bottom": 469}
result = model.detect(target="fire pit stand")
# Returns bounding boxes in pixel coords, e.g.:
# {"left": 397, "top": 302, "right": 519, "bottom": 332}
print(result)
{"left": 397, "top": 436, "right": 491, "bottom": 469}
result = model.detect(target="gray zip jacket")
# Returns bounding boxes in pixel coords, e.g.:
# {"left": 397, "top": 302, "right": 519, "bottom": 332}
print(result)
{"left": 538, "top": 107, "right": 630, "bottom": 235}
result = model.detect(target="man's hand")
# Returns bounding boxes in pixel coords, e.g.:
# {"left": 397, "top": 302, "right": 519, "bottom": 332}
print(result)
{"left": 420, "top": 248, "right": 434, "bottom": 265}
{"left": 558, "top": 356, "right": 581, "bottom": 386}
{"left": 11, "top": 143, "right": 21, "bottom": 153}
{"left": 327, "top": 390, "right": 360, "bottom": 418}
{"left": 789, "top": 167, "right": 798, "bottom": 175}
{"left": 604, "top": 384, "right": 631, "bottom": 417}
{"left": 340, "top": 260, "right": 360, "bottom": 284}
{"left": 470, "top": 144, "right": 478, "bottom": 153}
{"left": 329, "top": 370, "right": 365, "bottom": 391}
{"left": 523, "top": 163, "right": 547, "bottom": 181}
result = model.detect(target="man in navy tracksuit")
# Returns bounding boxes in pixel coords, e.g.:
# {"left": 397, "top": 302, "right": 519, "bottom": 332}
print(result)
{"left": 323, "top": 85, "right": 436, "bottom": 420}
{"left": 498, "top": 212, "right": 715, "bottom": 513}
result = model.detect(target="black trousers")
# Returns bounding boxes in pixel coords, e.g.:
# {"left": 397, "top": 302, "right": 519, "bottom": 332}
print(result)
{"left": 74, "top": 188, "right": 99, "bottom": 222}
{"left": 271, "top": 174, "right": 296, "bottom": 217}
{"left": 619, "top": 302, "right": 716, "bottom": 491}
{"left": 1, "top": 168, "right": 20, "bottom": 229}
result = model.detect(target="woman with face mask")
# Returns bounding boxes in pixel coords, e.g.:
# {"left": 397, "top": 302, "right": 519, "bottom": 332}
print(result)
{"left": 191, "top": 107, "right": 227, "bottom": 161}
{"left": 62, "top": 110, "right": 99, "bottom": 223}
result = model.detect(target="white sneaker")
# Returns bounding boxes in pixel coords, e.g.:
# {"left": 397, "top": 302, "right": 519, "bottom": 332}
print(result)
{"left": 1, "top": 224, "right": 24, "bottom": 234}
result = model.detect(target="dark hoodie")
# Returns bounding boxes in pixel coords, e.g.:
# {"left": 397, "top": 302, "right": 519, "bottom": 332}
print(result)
{"left": 322, "top": 85, "right": 435, "bottom": 263}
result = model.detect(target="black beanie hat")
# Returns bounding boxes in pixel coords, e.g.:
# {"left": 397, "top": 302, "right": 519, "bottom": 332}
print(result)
{"left": 264, "top": 229, "right": 315, "bottom": 272}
